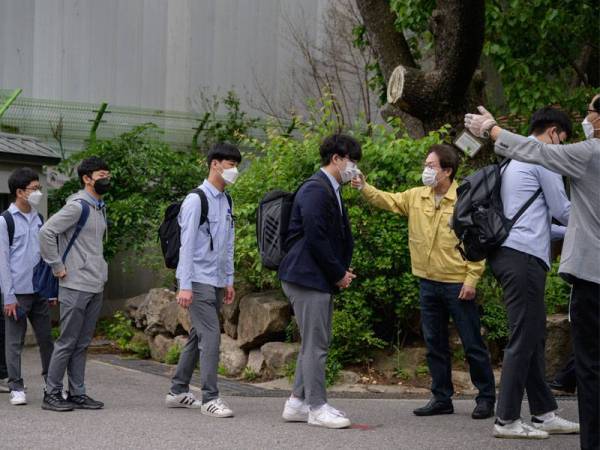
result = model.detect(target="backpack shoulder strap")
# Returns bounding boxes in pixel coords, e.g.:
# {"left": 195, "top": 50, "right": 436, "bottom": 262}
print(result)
{"left": 191, "top": 188, "right": 209, "bottom": 226}
{"left": 225, "top": 192, "right": 233, "bottom": 211}
{"left": 37, "top": 213, "right": 44, "bottom": 224}
{"left": 62, "top": 200, "right": 90, "bottom": 262}
{"left": 1, "top": 211, "right": 15, "bottom": 247}
{"left": 509, "top": 187, "right": 543, "bottom": 226}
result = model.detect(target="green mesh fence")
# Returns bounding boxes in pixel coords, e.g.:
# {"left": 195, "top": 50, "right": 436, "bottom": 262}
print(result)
{"left": 0, "top": 89, "right": 266, "bottom": 158}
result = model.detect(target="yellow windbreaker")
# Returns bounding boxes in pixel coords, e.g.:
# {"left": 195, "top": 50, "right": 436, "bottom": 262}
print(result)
{"left": 362, "top": 181, "right": 484, "bottom": 287}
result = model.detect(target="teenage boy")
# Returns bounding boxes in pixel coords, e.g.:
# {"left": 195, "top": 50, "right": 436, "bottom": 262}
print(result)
{"left": 352, "top": 145, "right": 496, "bottom": 420}
{"left": 465, "top": 107, "right": 578, "bottom": 439}
{"left": 165, "top": 143, "right": 240, "bottom": 418}
{"left": 278, "top": 134, "right": 361, "bottom": 429}
{"left": 0, "top": 168, "right": 55, "bottom": 405}
{"left": 39, "top": 157, "right": 111, "bottom": 412}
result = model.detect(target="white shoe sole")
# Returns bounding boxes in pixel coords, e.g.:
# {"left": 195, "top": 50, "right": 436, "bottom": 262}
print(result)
{"left": 533, "top": 427, "right": 580, "bottom": 435}
{"left": 201, "top": 409, "right": 234, "bottom": 418}
{"left": 493, "top": 432, "right": 549, "bottom": 440}
{"left": 10, "top": 399, "right": 27, "bottom": 406}
{"left": 282, "top": 411, "right": 308, "bottom": 422}
{"left": 165, "top": 395, "right": 202, "bottom": 409}
{"left": 308, "top": 418, "right": 351, "bottom": 429}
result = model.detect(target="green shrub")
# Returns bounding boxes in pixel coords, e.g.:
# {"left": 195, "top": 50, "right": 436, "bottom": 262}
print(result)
{"left": 164, "top": 344, "right": 183, "bottom": 365}
{"left": 51, "top": 326, "right": 60, "bottom": 341}
{"left": 415, "top": 365, "right": 429, "bottom": 377}
{"left": 105, "top": 311, "right": 136, "bottom": 351}
{"left": 242, "top": 367, "right": 259, "bottom": 382}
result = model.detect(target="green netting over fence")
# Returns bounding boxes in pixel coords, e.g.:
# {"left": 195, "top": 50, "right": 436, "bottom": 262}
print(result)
{"left": 0, "top": 89, "right": 266, "bottom": 158}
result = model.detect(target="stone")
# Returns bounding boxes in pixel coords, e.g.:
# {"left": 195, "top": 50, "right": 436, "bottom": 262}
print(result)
{"left": 237, "top": 291, "right": 291, "bottom": 350}
{"left": 370, "top": 346, "right": 428, "bottom": 378}
{"left": 337, "top": 370, "right": 361, "bottom": 385}
{"left": 177, "top": 306, "right": 192, "bottom": 333}
{"left": 219, "top": 334, "right": 248, "bottom": 377}
{"left": 223, "top": 319, "right": 238, "bottom": 339}
{"left": 261, "top": 342, "right": 300, "bottom": 376}
{"left": 124, "top": 293, "right": 147, "bottom": 320}
{"left": 135, "top": 288, "right": 176, "bottom": 336}
{"left": 246, "top": 349, "right": 265, "bottom": 374}
{"left": 161, "top": 301, "right": 186, "bottom": 336}
{"left": 149, "top": 334, "right": 175, "bottom": 362}
{"left": 545, "top": 314, "right": 572, "bottom": 378}
{"left": 173, "top": 335, "right": 188, "bottom": 349}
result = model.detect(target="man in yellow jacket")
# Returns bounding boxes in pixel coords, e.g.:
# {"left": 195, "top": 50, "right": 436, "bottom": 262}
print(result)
{"left": 352, "top": 144, "right": 495, "bottom": 419}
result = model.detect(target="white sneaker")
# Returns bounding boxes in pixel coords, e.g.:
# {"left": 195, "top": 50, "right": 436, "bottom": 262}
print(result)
{"left": 201, "top": 398, "right": 234, "bottom": 418}
{"left": 493, "top": 419, "right": 549, "bottom": 439}
{"left": 531, "top": 414, "right": 580, "bottom": 434}
{"left": 9, "top": 391, "right": 27, "bottom": 406}
{"left": 165, "top": 392, "right": 202, "bottom": 409}
{"left": 0, "top": 378, "right": 9, "bottom": 393}
{"left": 282, "top": 397, "right": 309, "bottom": 422}
{"left": 308, "top": 403, "right": 351, "bottom": 429}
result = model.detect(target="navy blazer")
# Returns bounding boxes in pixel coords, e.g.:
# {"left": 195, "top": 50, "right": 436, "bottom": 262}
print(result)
{"left": 278, "top": 170, "right": 354, "bottom": 293}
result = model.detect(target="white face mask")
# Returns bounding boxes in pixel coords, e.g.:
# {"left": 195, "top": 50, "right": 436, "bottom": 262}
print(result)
{"left": 582, "top": 117, "right": 599, "bottom": 140}
{"left": 27, "top": 190, "right": 43, "bottom": 208}
{"left": 340, "top": 160, "right": 359, "bottom": 184}
{"left": 422, "top": 167, "right": 438, "bottom": 187}
{"left": 221, "top": 167, "right": 239, "bottom": 185}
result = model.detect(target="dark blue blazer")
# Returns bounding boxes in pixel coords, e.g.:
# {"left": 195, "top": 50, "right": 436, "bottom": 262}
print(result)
{"left": 278, "top": 170, "right": 354, "bottom": 293}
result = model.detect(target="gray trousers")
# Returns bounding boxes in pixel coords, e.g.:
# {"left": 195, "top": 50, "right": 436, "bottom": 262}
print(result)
{"left": 170, "top": 283, "right": 223, "bottom": 403}
{"left": 46, "top": 287, "right": 103, "bottom": 396}
{"left": 281, "top": 281, "right": 333, "bottom": 409}
{"left": 5, "top": 294, "right": 54, "bottom": 392}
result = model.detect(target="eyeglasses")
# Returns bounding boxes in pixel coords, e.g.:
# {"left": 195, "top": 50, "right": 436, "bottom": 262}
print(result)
{"left": 24, "top": 185, "right": 42, "bottom": 192}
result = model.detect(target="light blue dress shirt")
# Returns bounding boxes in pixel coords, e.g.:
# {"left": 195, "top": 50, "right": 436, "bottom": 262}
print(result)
{"left": 0, "top": 204, "right": 43, "bottom": 305}
{"left": 500, "top": 139, "right": 570, "bottom": 268}
{"left": 320, "top": 168, "right": 343, "bottom": 214}
{"left": 176, "top": 180, "right": 235, "bottom": 290}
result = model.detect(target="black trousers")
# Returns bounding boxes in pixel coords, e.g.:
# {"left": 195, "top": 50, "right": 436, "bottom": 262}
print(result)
{"left": 489, "top": 247, "right": 557, "bottom": 421}
{"left": 570, "top": 277, "right": 599, "bottom": 450}
{"left": 552, "top": 354, "right": 576, "bottom": 389}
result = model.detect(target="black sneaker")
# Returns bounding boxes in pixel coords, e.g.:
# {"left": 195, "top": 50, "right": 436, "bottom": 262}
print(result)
{"left": 66, "top": 393, "right": 104, "bottom": 410}
{"left": 413, "top": 398, "right": 454, "bottom": 416}
{"left": 548, "top": 380, "right": 576, "bottom": 394}
{"left": 42, "top": 392, "right": 74, "bottom": 412}
{"left": 472, "top": 401, "right": 495, "bottom": 419}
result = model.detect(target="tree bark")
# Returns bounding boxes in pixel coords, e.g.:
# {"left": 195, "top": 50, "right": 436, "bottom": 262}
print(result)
{"left": 357, "top": 0, "right": 486, "bottom": 135}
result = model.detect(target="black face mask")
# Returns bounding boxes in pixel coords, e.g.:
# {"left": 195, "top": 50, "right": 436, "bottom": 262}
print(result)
{"left": 93, "top": 178, "right": 111, "bottom": 196}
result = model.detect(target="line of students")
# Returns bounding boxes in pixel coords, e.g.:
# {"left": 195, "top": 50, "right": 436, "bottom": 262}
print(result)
{"left": 0, "top": 96, "right": 596, "bottom": 446}
{"left": 0, "top": 158, "right": 111, "bottom": 411}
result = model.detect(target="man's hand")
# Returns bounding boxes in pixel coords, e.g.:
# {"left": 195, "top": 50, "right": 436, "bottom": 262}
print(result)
{"left": 350, "top": 172, "right": 366, "bottom": 190}
{"left": 336, "top": 270, "right": 357, "bottom": 289}
{"left": 3, "top": 303, "right": 17, "bottom": 320}
{"left": 48, "top": 299, "right": 58, "bottom": 307}
{"left": 177, "top": 289, "right": 193, "bottom": 309}
{"left": 54, "top": 269, "right": 67, "bottom": 279}
{"left": 458, "top": 284, "right": 477, "bottom": 301}
{"left": 224, "top": 285, "right": 235, "bottom": 305}
{"left": 464, "top": 106, "right": 497, "bottom": 138}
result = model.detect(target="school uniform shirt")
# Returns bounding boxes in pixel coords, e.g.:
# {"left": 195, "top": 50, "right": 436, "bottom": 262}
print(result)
{"left": 176, "top": 180, "right": 235, "bottom": 290}
{"left": 0, "top": 204, "right": 43, "bottom": 305}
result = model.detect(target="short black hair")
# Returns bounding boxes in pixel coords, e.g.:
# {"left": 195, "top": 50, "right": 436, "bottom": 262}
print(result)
{"left": 427, "top": 144, "right": 460, "bottom": 181}
{"left": 592, "top": 95, "right": 600, "bottom": 113}
{"left": 529, "top": 106, "right": 573, "bottom": 140}
{"left": 319, "top": 134, "right": 362, "bottom": 166}
{"left": 77, "top": 156, "right": 110, "bottom": 186}
{"left": 8, "top": 167, "right": 39, "bottom": 198}
{"left": 207, "top": 142, "right": 242, "bottom": 167}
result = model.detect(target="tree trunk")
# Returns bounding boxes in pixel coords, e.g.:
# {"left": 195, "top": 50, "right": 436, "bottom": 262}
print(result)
{"left": 356, "top": 0, "right": 486, "bottom": 136}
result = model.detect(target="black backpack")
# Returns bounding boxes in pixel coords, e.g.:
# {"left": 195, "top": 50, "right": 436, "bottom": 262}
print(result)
{"left": 451, "top": 160, "right": 542, "bottom": 262}
{"left": 158, "top": 188, "right": 232, "bottom": 269}
{"left": 256, "top": 176, "right": 332, "bottom": 271}
{"left": 1, "top": 210, "right": 44, "bottom": 246}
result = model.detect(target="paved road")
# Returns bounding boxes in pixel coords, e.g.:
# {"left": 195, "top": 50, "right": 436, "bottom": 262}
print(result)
{"left": 0, "top": 349, "right": 580, "bottom": 450}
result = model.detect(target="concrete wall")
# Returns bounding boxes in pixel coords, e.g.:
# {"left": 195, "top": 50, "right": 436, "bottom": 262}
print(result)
{"left": 0, "top": 0, "right": 327, "bottom": 113}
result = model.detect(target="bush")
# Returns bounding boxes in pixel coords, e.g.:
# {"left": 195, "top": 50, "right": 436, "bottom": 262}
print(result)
{"left": 165, "top": 344, "right": 183, "bottom": 365}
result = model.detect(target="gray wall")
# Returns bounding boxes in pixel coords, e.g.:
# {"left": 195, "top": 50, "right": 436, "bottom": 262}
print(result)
{"left": 0, "top": 0, "right": 327, "bottom": 113}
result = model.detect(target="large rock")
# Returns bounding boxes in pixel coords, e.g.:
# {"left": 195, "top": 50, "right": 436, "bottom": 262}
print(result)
{"left": 223, "top": 319, "right": 238, "bottom": 340}
{"left": 161, "top": 301, "right": 186, "bottom": 336}
{"left": 246, "top": 349, "right": 265, "bottom": 374}
{"left": 135, "top": 288, "right": 176, "bottom": 336}
{"left": 219, "top": 334, "right": 248, "bottom": 376}
{"left": 177, "top": 305, "right": 192, "bottom": 333}
{"left": 149, "top": 334, "right": 175, "bottom": 362}
{"left": 261, "top": 342, "right": 300, "bottom": 376}
{"left": 545, "top": 314, "right": 572, "bottom": 378}
{"left": 237, "top": 291, "right": 291, "bottom": 350}
{"left": 124, "top": 293, "right": 147, "bottom": 319}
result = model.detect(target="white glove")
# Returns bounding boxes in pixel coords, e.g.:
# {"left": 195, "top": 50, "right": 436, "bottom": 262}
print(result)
{"left": 464, "top": 106, "right": 497, "bottom": 138}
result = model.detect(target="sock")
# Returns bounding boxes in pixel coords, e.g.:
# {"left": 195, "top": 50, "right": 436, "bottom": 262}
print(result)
{"left": 533, "top": 411, "right": 556, "bottom": 422}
